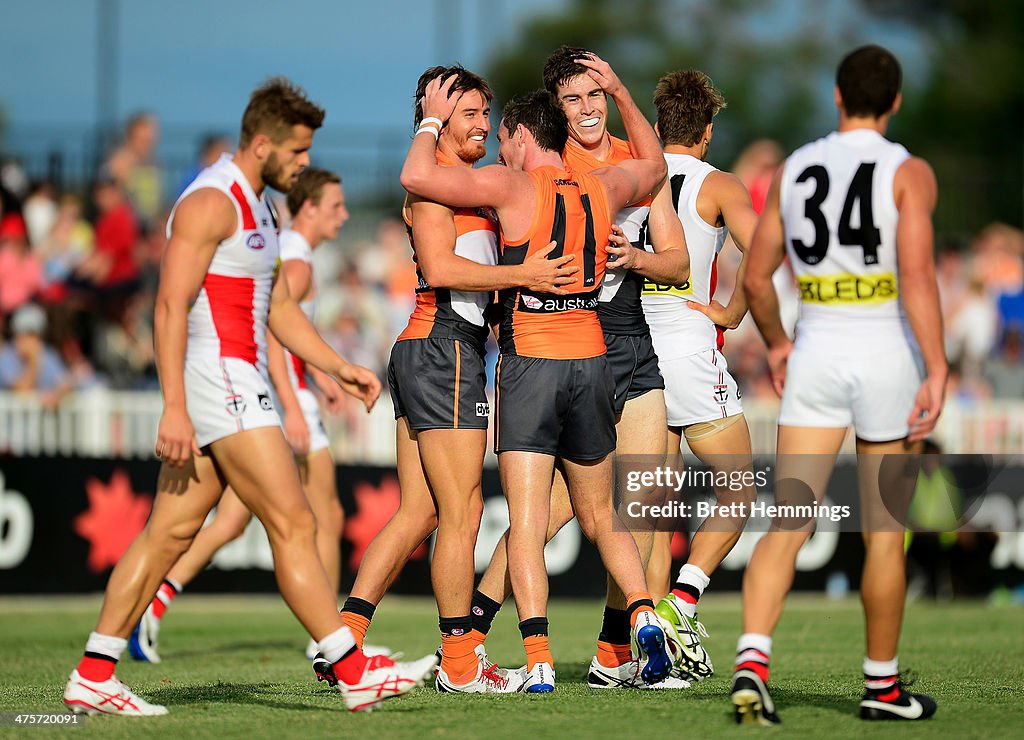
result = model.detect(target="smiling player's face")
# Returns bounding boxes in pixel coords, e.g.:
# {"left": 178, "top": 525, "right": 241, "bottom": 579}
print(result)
{"left": 556, "top": 74, "right": 608, "bottom": 148}
{"left": 439, "top": 89, "right": 491, "bottom": 165}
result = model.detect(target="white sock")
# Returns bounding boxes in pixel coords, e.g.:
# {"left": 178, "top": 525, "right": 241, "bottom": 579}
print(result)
{"left": 863, "top": 656, "right": 899, "bottom": 687}
{"left": 674, "top": 563, "right": 711, "bottom": 617}
{"left": 318, "top": 626, "right": 357, "bottom": 665}
{"left": 736, "top": 632, "right": 772, "bottom": 663}
{"left": 84, "top": 632, "right": 127, "bottom": 661}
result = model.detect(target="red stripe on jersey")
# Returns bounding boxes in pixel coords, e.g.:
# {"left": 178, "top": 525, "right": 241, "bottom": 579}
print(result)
{"left": 204, "top": 274, "right": 258, "bottom": 364}
{"left": 290, "top": 352, "right": 308, "bottom": 390}
{"left": 230, "top": 182, "right": 257, "bottom": 230}
{"left": 710, "top": 255, "right": 725, "bottom": 351}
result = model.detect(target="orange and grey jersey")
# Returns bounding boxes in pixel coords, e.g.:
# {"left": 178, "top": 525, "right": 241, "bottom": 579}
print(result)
{"left": 167, "top": 154, "right": 280, "bottom": 376}
{"left": 498, "top": 166, "right": 612, "bottom": 360}
{"left": 780, "top": 129, "right": 911, "bottom": 348}
{"left": 397, "top": 152, "right": 499, "bottom": 349}
{"left": 563, "top": 136, "right": 652, "bottom": 335}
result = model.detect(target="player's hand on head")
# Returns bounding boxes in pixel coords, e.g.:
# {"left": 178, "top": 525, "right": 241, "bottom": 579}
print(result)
{"left": 284, "top": 411, "right": 311, "bottom": 457}
{"left": 686, "top": 300, "right": 740, "bottom": 330}
{"left": 575, "top": 52, "right": 624, "bottom": 97}
{"left": 766, "top": 340, "right": 792, "bottom": 398}
{"left": 155, "top": 405, "right": 202, "bottom": 468}
{"left": 907, "top": 373, "right": 947, "bottom": 442}
{"left": 523, "top": 239, "right": 578, "bottom": 294}
{"left": 422, "top": 74, "right": 463, "bottom": 126}
{"left": 335, "top": 362, "right": 382, "bottom": 412}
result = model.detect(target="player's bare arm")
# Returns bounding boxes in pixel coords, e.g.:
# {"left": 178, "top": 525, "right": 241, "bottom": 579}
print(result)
{"left": 894, "top": 156, "right": 946, "bottom": 441}
{"left": 688, "top": 172, "right": 759, "bottom": 329}
{"left": 153, "top": 188, "right": 235, "bottom": 466}
{"left": 400, "top": 76, "right": 525, "bottom": 210}
{"left": 410, "top": 196, "right": 578, "bottom": 294}
{"left": 579, "top": 54, "right": 666, "bottom": 207}
{"left": 605, "top": 177, "right": 689, "bottom": 283}
{"left": 266, "top": 274, "right": 381, "bottom": 412}
{"left": 267, "top": 257, "right": 316, "bottom": 454}
{"left": 742, "top": 170, "right": 790, "bottom": 396}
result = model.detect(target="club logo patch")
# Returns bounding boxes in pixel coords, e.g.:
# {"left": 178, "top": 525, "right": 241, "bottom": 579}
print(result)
{"left": 713, "top": 384, "right": 729, "bottom": 405}
{"left": 225, "top": 394, "right": 246, "bottom": 417}
{"left": 476, "top": 402, "right": 489, "bottom": 417}
{"left": 247, "top": 233, "right": 266, "bottom": 250}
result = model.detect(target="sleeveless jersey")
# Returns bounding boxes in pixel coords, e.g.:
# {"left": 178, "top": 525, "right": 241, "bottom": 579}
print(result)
{"left": 278, "top": 229, "right": 316, "bottom": 390}
{"left": 397, "top": 150, "right": 499, "bottom": 348}
{"left": 563, "top": 136, "right": 651, "bottom": 335}
{"left": 498, "top": 165, "right": 612, "bottom": 360}
{"left": 641, "top": 154, "right": 728, "bottom": 359}
{"left": 168, "top": 154, "right": 279, "bottom": 375}
{"left": 780, "top": 129, "right": 910, "bottom": 345}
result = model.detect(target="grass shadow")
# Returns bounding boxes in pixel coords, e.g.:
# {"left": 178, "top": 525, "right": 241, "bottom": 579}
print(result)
{"left": 147, "top": 680, "right": 336, "bottom": 713}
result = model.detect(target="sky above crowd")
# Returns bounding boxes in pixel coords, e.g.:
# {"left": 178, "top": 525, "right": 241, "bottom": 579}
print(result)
{"left": 0, "top": 0, "right": 565, "bottom": 129}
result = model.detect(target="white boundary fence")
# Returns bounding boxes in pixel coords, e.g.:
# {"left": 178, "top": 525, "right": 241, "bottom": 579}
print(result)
{"left": 1, "top": 391, "right": 1021, "bottom": 463}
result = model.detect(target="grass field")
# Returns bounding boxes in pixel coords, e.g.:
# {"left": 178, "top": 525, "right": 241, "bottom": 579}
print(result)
{"left": 0, "top": 594, "right": 1021, "bottom": 738}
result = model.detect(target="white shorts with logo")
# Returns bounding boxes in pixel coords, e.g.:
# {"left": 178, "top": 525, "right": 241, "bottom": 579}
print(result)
{"left": 295, "top": 387, "right": 330, "bottom": 454}
{"left": 660, "top": 348, "right": 743, "bottom": 428}
{"left": 779, "top": 337, "right": 923, "bottom": 442}
{"left": 185, "top": 357, "right": 282, "bottom": 448}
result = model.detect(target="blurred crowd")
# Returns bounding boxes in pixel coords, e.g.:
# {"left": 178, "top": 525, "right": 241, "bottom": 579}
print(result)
{"left": 1, "top": 115, "right": 1023, "bottom": 411}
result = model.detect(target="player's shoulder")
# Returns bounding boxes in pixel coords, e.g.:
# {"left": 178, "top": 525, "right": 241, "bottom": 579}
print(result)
{"left": 279, "top": 229, "right": 312, "bottom": 262}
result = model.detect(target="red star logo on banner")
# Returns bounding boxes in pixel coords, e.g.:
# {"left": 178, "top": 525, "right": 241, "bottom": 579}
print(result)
{"left": 345, "top": 475, "right": 427, "bottom": 571}
{"left": 73, "top": 470, "right": 153, "bottom": 573}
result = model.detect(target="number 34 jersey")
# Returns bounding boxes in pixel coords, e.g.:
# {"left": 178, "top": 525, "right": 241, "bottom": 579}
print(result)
{"left": 780, "top": 129, "right": 909, "bottom": 344}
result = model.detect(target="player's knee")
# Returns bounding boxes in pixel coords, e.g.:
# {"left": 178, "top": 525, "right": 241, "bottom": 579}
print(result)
{"left": 320, "top": 499, "right": 344, "bottom": 539}
{"left": 264, "top": 504, "right": 317, "bottom": 544}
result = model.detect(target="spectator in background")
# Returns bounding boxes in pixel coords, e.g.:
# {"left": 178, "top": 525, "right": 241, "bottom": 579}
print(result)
{"left": 93, "top": 292, "right": 156, "bottom": 389}
{"left": 0, "top": 213, "right": 43, "bottom": 314}
{"left": 731, "top": 139, "right": 783, "bottom": 214}
{"left": 104, "top": 112, "right": 164, "bottom": 227}
{"left": 0, "top": 303, "right": 73, "bottom": 408}
{"left": 38, "top": 194, "right": 95, "bottom": 303}
{"left": 22, "top": 181, "right": 58, "bottom": 248}
{"left": 946, "top": 275, "right": 998, "bottom": 378}
{"left": 79, "top": 176, "right": 141, "bottom": 294}
{"left": 176, "top": 134, "right": 232, "bottom": 197}
{"left": 984, "top": 326, "right": 1024, "bottom": 399}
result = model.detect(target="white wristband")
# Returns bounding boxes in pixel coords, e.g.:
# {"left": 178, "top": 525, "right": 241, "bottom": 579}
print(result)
{"left": 420, "top": 117, "right": 443, "bottom": 130}
{"left": 416, "top": 125, "right": 440, "bottom": 141}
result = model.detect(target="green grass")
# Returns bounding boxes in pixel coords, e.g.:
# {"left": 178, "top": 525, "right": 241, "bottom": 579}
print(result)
{"left": 0, "top": 594, "right": 1021, "bottom": 738}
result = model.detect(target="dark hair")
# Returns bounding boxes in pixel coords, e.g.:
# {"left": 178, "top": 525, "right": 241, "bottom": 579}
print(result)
{"left": 413, "top": 65, "right": 493, "bottom": 129}
{"left": 542, "top": 45, "right": 593, "bottom": 95}
{"left": 240, "top": 77, "right": 325, "bottom": 148}
{"left": 286, "top": 167, "right": 341, "bottom": 217}
{"left": 836, "top": 45, "right": 902, "bottom": 118}
{"left": 653, "top": 70, "right": 726, "bottom": 147}
{"left": 501, "top": 90, "right": 569, "bottom": 153}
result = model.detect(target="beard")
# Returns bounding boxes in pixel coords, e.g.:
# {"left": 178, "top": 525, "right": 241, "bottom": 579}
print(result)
{"left": 261, "top": 151, "right": 294, "bottom": 192}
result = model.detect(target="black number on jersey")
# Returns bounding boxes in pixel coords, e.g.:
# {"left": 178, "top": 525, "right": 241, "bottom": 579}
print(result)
{"left": 791, "top": 162, "right": 881, "bottom": 266}
{"left": 548, "top": 191, "right": 598, "bottom": 287}
{"left": 639, "top": 173, "right": 685, "bottom": 250}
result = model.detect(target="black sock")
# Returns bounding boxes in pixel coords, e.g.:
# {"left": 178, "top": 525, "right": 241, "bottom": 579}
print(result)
{"left": 518, "top": 617, "right": 549, "bottom": 639}
{"left": 439, "top": 616, "right": 473, "bottom": 637}
{"left": 341, "top": 596, "right": 376, "bottom": 620}
{"left": 471, "top": 590, "right": 502, "bottom": 635}
{"left": 672, "top": 582, "right": 701, "bottom": 602}
{"left": 626, "top": 597, "right": 655, "bottom": 621}
{"left": 598, "top": 606, "right": 631, "bottom": 646}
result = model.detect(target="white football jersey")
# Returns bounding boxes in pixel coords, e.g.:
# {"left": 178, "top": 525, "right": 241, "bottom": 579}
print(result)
{"left": 641, "top": 154, "right": 728, "bottom": 360}
{"left": 168, "top": 154, "right": 280, "bottom": 376}
{"left": 278, "top": 229, "right": 316, "bottom": 391}
{"left": 780, "top": 129, "right": 910, "bottom": 344}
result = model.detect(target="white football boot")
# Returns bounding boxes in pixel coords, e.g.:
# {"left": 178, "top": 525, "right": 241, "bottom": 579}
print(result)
{"left": 63, "top": 670, "right": 168, "bottom": 716}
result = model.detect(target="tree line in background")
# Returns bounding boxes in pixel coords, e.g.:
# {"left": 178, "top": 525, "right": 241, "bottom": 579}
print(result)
{"left": 485, "top": 0, "right": 1023, "bottom": 241}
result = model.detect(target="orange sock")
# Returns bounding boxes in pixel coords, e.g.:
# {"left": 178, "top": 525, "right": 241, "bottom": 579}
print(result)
{"left": 468, "top": 628, "right": 487, "bottom": 648}
{"left": 626, "top": 591, "right": 655, "bottom": 628}
{"left": 441, "top": 632, "right": 479, "bottom": 685}
{"left": 524, "top": 635, "right": 554, "bottom": 671}
{"left": 340, "top": 611, "right": 370, "bottom": 649}
{"left": 596, "top": 639, "right": 633, "bottom": 668}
